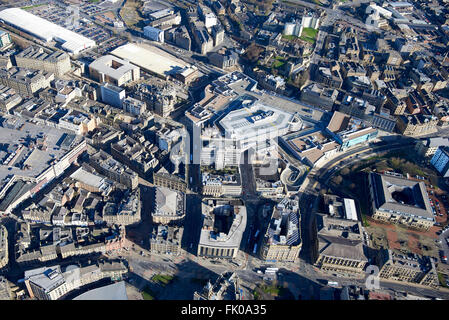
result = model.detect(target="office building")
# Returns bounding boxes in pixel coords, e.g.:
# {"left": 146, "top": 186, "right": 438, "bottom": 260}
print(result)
{"left": 24, "top": 261, "right": 127, "bottom": 300}
{"left": 153, "top": 187, "right": 185, "bottom": 224}
{"left": 122, "top": 97, "right": 146, "bottom": 116}
{"left": 0, "top": 67, "right": 53, "bottom": 96}
{"left": 15, "top": 46, "right": 71, "bottom": 77}
{"left": 0, "top": 30, "right": 11, "bottom": 50}
{"left": 197, "top": 199, "right": 247, "bottom": 259}
{"left": 368, "top": 172, "right": 435, "bottom": 230}
{"left": 416, "top": 138, "right": 449, "bottom": 158}
{"left": 431, "top": 146, "right": 449, "bottom": 177}
{"left": 100, "top": 83, "right": 125, "bottom": 108}
{"left": 150, "top": 225, "right": 183, "bottom": 255}
{"left": 144, "top": 26, "right": 164, "bottom": 43}
{"left": 89, "top": 55, "right": 140, "bottom": 86}
{"left": 376, "top": 249, "right": 438, "bottom": 288}
{"left": 314, "top": 214, "right": 368, "bottom": 275}
{"left": 260, "top": 197, "right": 302, "bottom": 262}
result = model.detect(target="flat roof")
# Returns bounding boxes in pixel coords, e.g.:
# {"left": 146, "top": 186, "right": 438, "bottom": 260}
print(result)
{"left": 0, "top": 8, "right": 95, "bottom": 54}
{"left": 110, "top": 43, "right": 189, "bottom": 78}
{"left": 73, "top": 281, "right": 128, "bottom": 300}
{"left": 70, "top": 167, "right": 104, "bottom": 189}
{"left": 344, "top": 198, "right": 358, "bottom": 221}
{"left": 370, "top": 172, "right": 434, "bottom": 220}
{"left": 219, "top": 102, "right": 295, "bottom": 140}
{"left": 89, "top": 55, "right": 138, "bottom": 80}
{"left": 0, "top": 121, "right": 83, "bottom": 182}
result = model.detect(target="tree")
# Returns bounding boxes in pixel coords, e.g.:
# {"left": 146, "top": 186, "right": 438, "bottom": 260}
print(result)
{"left": 332, "top": 175, "right": 343, "bottom": 185}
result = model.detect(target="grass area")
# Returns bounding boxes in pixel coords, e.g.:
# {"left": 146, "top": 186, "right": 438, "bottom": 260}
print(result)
{"left": 438, "top": 273, "right": 448, "bottom": 288}
{"left": 300, "top": 28, "right": 318, "bottom": 44}
{"left": 261, "top": 284, "right": 281, "bottom": 295}
{"left": 22, "top": 3, "right": 46, "bottom": 10}
{"left": 152, "top": 274, "right": 175, "bottom": 286}
{"left": 362, "top": 214, "right": 370, "bottom": 227}
{"left": 253, "top": 289, "right": 261, "bottom": 300}
{"left": 120, "top": 0, "right": 144, "bottom": 28}
{"left": 255, "top": 283, "right": 295, "bottom": 299}
{"left": 141, "top": 286, "right": 155, "bottom": 300}
{"left": 272, "top": 56, "right": 286, "bottom": 69}
{"left": 281, "top": 34, "right": 298, "bottom": 41}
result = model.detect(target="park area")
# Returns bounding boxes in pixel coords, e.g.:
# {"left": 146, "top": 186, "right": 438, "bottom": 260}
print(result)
{"left": 252, "top": 281, "right": 295, "bottom": 300}
{"left": 120, "top": 0, "right": 145, "bottom": 29}
{"left": 300, "top": 27, "right": 318, "bottom": 44}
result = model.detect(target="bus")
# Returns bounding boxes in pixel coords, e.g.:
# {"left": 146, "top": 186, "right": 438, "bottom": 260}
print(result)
{"left": 254, "top": 230, "right": 260, "bottom": 239}
{"left": 253, "top": 244, "right": 258, "bottom": 254}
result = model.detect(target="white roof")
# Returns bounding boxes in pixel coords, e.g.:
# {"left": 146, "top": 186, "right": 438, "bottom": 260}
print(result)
{"left": 70, "top": 167, "right": 104, "bottom": 189}
{"left": 344, "top": 198, "right": 358, "bottom": 221}
{"left": 110, "top": 43, "right": 189, "bottom": 78}
{"left": 0, "top": 8, "right": 96, "bottom": 54}
{"left": 73, "top": 281, "right": 128, "bottom": 300}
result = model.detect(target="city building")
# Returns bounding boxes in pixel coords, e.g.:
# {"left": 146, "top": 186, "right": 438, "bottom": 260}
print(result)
{"left": 89, "top": 55, "right": 140, "bottom": 87}
{"left": 100, "top": 83, "right": 126, "bottom": 108}
{"left": 103, "top": 190, "right": 141, "bottom": 226}
{"left": 368, "top": 172, "right": 435, "bottom": 230}
{"left": 0, "top": 67, "right": 53, "bottom": 97}
{"left": 260, "top": 197, "right": 302, "bottom": 262}
{"left": 0, "top": 8, "right": 96, "bottom": 55}
{"left": 300, "top": 83, "right": 338, "bottom": 111}
{"left": 111, "top": 43, "right": 197, "bottom": 82}
{"left": 122, "top": 97, "right": 146, "bottom": 116}
{"left": 321, "top": 194, "right": 359, "bottom": 221}
{"left": 0, "top": 30, "right": 11, "bottom": 50}
{"left": 415, "top": 137, "right": 449, "bottom": 158}
{"left": 197, "top": 199, "right": 247, "bottom": 259}
{"left": 70, "top": 167, "right": 114, "bottom": 196}
{"left": 150, "top": 225, "right": 183, "bottom": 255}
{"left": 396, "top": 114, "right": 438, "bottom": 137}
{"left": 193, "top": 272, "right": 241, "bottom": 300}
{"left": 144, "top": 26, "right": 165, "bottom": 43}
{"left": 153, "top": 187, "right": 185, "bottom": 224}
{"left": 153, "top": 171, "right": 187, "bottom": 193}
{"left": 24, "top": 260, "right": 127, "bottom": 300}
{"left": 208, "top": 49, "right": 238, "bottom": 69}
{"left": 219, "top": 101, "right": 303, "bottom": 152}
{"left": 431, "top": 146, "right": 449, "bottom": 177}
{"left": 0, "top": 225, "right": 8, "bottom": 269}
{"left": 0, "top": 84, "right": 21, "bottom": 112}
{"left": 198, "top": 4, "right": 218, "bottom": 29}
{"left": 202, "top": 167, "right": 242, "bottom": 197}
{"left": 371, "top": 109, "right": 396, "bottom": 133}
{"left": 376, "top": 249, "right": 438, "bottom": 288}
{"left": 89, "top": 150, "right": 139, "bottom": 190}
{"left": 111, "top": 136, "right": 158, "bottom": 175}
{"left": 314, "top": 214, "right": 368, "bottom": 275}
{"left": 15, "top": 46, "right": 71, "bottom": 77}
